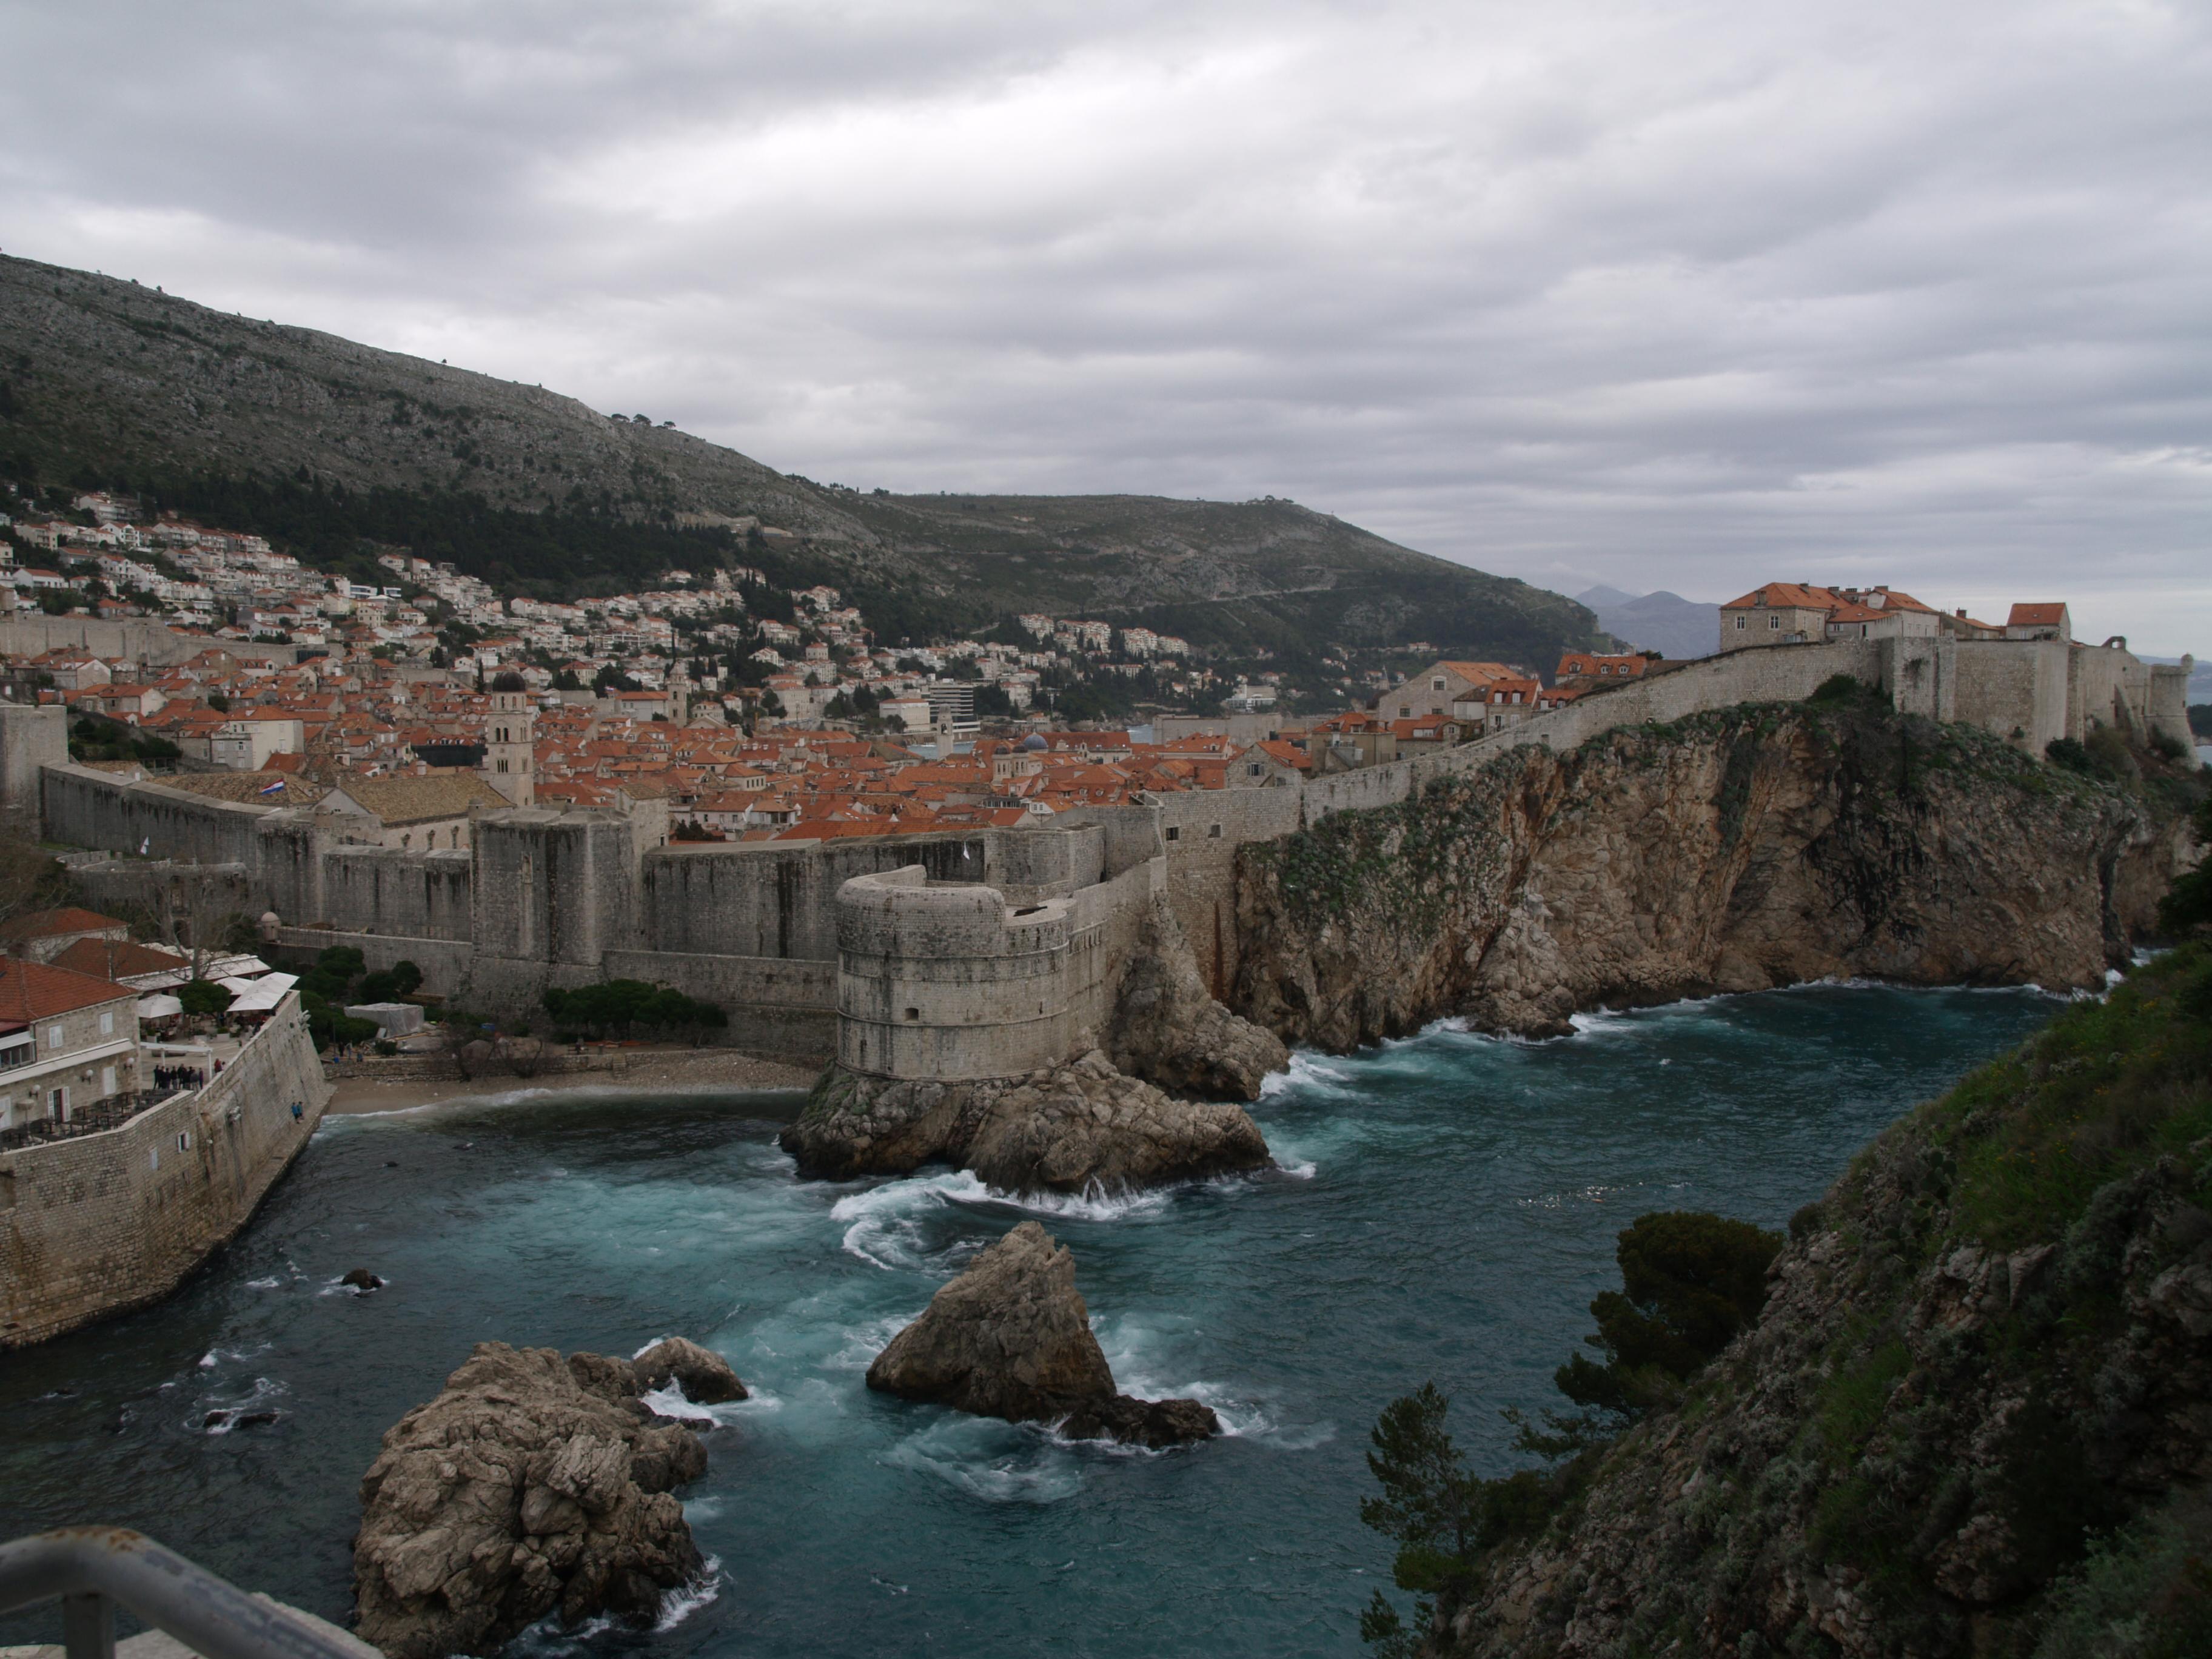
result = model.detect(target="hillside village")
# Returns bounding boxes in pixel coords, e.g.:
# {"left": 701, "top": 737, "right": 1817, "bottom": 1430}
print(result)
{"left": 0, "top": 485, "right": 1620, "bottom": 835}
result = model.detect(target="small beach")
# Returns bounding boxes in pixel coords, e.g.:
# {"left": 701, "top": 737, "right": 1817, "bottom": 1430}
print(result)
{"left": 324, "top": 1047, "right": 817, "bottom": 1115}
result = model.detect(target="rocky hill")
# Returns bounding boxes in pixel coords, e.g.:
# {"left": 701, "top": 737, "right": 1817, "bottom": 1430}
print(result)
{"left": 1231, "top": 688, "right": 2200, "bottom": 1048}
{"left": 1577, "top": 585, "right": 1721, "bottom": 660}
{"left": 1409, "top": 938, "right": 2212, "bottom": 1658}
{"left": 0, "top": 253, "right": 1601, "bottom": 663}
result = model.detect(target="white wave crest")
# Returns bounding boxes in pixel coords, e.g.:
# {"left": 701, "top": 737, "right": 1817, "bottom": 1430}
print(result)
{"left": 653, "top": 1557, "right": 721, "bottom": 1631}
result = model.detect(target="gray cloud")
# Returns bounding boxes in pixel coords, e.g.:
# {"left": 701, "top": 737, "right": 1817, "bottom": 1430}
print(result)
{"left": 3, "top": 0, "right": 2207, "bottom": 648}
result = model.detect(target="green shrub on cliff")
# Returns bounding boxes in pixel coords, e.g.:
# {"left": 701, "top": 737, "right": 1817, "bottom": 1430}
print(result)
{"left": 1548, "top": 1211, "right": 1782, "bottom": 1426}
{"left": 1359, "top": 1210, "right": 1781, "bottom": 1650}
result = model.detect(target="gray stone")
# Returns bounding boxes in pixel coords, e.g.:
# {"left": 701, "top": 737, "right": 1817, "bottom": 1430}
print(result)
{"left": 866, "top": 1221, "right": 1219, "bottom": 1449}
{"left": 353, "top": 1341, "right": 710, "bottom": 1659}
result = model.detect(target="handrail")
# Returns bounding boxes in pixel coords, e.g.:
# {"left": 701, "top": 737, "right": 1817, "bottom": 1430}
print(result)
{"left": 0, "top": 1529, "right": 370, "bottom": 1659}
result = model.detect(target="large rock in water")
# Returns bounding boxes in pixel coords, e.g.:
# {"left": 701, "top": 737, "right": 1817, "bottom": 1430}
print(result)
{"left": 354, "top": 1341, "right": 737, "bottom": 1658}
{"left": 866, "top": 1221, "right": 1218, "bottom": 1448}
{"left": 783, "top": 1050, "right": 1270, "bottom": 1190}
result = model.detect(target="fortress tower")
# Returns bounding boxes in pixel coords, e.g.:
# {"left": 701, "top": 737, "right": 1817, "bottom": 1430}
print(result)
{"left": 481, "top": 676, "right": 536, "bottom": 808}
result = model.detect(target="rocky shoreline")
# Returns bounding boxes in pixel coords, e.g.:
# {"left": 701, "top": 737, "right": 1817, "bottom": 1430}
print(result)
{"left": 353, "top": 1338, "right": 743, "bottom": 1659}
{"left": 1232, "top": 700, "right": 2194, "bottom": 1049}
{"left": 782, "top": 1050, "right": 1272, "bottom": 1193}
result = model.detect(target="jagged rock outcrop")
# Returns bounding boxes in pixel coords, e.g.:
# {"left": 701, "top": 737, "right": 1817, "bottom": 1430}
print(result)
{"left": 632, "top": 1336, "right": 748, "bottom": 1404}
{"left": 866, "top": 1220, "right": 1218, "bottom": 1448}
{"left": 1414, "top": 943, "right": 2212, "bottom": 1658}
{"left": 354, "top": 1340, "right": 736, "bottom": 1659}
{"left": 1235, "top": 701, "right": 2192, "bottom": 1046}
{"left": 1109, "top": 899, "right": 1289, "bottom": 1099}
{"left": 781, "top": 1049, "right": 1270, "bottom": 1191}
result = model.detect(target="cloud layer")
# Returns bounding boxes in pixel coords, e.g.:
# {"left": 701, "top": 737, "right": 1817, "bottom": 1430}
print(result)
{"left": 4, "top": 0, "right": 2207, "bottom": 648}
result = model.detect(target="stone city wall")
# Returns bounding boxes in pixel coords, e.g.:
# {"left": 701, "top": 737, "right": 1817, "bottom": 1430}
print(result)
{"left": 638, "top": 824, "right": 1102, "bottom": 961}
{"left": 0, "top": 991, "right": 330, "bottom": 1348}
{"left": 321, "top": 846, "right": 475, "bottom": 941}
{"left": 834, "top": 868, "right": 1079, "bottom": 1082}
{"left": 602, "top": 950, "right": 838, "bottom": 1060}
{"left": 0, "top": 703, "right": 65, "bottom": 819}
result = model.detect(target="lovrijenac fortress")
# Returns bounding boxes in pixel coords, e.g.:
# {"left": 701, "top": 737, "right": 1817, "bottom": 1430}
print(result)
{"left": 3, "top": 634, "right": 2191, "bottom": 1080}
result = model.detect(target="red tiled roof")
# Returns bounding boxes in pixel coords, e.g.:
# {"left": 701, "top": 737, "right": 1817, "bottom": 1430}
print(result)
{"left": 2008, "top": 603, "right": 2068, "bottom": 626}
{"left": 1720, "top": 583, "right": 1840, "bottom": 611}
{"left": 0, "top": 907, "right": 127, "bottom": 943}
{"left": 0, "top": 957, "right": 138, "bottom": 1022}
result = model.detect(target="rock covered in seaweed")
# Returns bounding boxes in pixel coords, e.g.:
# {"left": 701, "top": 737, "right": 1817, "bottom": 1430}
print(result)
{"left": 866, "top": 1219, "right": 1218, "bottom": 1447}
{"left": 353, "top": 1339, "right": 739, "bottom": 1658}
{"left": 782, "top": 1050, "right": 1269, "bottom": 1192}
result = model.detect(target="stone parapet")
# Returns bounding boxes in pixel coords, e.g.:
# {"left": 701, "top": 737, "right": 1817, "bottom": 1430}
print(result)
{"left": 0, "top": 991, "right": 331, "bottom": 1347}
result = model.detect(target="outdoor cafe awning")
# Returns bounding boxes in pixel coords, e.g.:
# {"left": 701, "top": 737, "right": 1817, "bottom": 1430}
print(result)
{"left": 136, "top": 994, "right": 185, "bottom": 1019}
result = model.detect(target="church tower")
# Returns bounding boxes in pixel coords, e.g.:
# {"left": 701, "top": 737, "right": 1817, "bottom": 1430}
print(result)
{"left": 481, "top": 674, "right": 536, "bottom": 808}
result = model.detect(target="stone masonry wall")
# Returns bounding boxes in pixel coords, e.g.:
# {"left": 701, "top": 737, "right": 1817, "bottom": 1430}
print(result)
{"left": 0, "top": 991, "right": 332, "bottom": 1347}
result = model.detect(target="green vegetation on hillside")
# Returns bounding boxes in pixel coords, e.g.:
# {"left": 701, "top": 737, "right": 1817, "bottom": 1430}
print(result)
{"left": 1358, "top": 933, "right": 2212, "bottom": 1658}
{"left": 0, "top": 252, "right": 1607, "bottom": 671}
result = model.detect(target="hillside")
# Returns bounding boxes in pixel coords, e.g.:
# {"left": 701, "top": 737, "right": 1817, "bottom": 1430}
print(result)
{"left": 0, "top": 253, "right": 1601, "bottom": 665}
{"left": 1395, "top": 940, "right": 2212, "bottom": 1658}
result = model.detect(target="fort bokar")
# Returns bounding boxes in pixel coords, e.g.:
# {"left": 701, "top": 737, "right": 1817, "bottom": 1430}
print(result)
{"left": 0, "top": 626, "right": 2196, "bottom": 1333}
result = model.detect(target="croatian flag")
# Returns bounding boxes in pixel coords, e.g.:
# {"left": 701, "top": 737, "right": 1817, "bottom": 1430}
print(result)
{"left": 258, "top": 778, "right": 286, "bottom": 796}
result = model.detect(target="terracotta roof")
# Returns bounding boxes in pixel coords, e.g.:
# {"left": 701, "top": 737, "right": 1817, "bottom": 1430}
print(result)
{"left": 0, "top": 907, "right": 127, "bottom": 943}
{"left": 0, "top": 957, "right": 138, "bottom": 1022}
{"left": 158, "top": 771, "right": 332, "bottom": 807}
{"left": 1720, "top": 583, "right": 1840, "bottom": 611}
{"left": 321, "top": 773, "right": 509, "bottom": 824}
{"left": 2008, "top": 603, "right": 2068, "bottom": 626}
{"left": 48, "top": 936, "right": 192, "bottom": 982}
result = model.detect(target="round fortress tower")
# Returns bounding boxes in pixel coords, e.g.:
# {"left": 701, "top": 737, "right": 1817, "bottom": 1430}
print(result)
{"left": 836, "top": 866, "right": 1078, "bottom": 1082}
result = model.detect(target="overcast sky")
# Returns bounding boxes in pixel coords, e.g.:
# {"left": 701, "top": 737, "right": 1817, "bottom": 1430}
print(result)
{"left": 4, "top": 0, "right": 2207, "bottom": 651}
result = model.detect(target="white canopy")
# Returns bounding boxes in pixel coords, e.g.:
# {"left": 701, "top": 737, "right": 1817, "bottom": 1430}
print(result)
{"left": 220, "top": 972, "right": 299, "bottom": 1013}
{"left": 135, "top": 994, "right": 184, "bottom": 1019}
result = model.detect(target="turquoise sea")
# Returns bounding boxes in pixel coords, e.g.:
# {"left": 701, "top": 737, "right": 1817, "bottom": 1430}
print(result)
{"left": 0, "top": 984, "right": 2062, "bottom": 1657}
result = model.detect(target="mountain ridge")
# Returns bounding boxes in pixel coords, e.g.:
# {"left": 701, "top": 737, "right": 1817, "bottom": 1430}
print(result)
{"left": 0, "top": 253, "right": 1603, "bottom": 666}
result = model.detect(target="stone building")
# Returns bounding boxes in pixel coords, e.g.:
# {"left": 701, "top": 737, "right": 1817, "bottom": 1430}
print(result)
{"left": 0, "top": 956, "right": 143, "bottom": 1133}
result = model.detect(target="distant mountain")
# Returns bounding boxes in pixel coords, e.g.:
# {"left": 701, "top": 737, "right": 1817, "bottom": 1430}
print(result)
{"left": 0, "top": 253, "right": 1606, "bottom": 667}
{"left": 1575, "top": 586, "right": 1720, "bottom": 660}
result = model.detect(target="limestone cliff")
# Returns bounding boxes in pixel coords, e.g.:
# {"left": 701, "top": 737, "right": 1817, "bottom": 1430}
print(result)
{"left": 1408, "top": 941, "right": 2212, "bottom": 1659}
{"left": 1233, "top": 699, "right": 2195, "bottom": 1047}
{"left": 1109, "top": 896, "right": 1289, "bottom": 1100}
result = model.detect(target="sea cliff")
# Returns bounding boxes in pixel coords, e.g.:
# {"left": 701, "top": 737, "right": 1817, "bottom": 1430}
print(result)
{"left": 1406, "top": 940, "right": 2212, "bottom": 1659}
{"left": 1233, "top": 695, "right": 2196, "bottom": 1047}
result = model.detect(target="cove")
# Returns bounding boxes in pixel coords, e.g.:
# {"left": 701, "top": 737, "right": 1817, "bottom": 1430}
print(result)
{"left": 0, "top": 983, "right": 2060, "bottom": 1658}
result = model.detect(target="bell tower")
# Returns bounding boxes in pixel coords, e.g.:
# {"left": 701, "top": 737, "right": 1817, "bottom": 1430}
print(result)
{"left": 481, "top": 675, "right": 536, "bottom": 808}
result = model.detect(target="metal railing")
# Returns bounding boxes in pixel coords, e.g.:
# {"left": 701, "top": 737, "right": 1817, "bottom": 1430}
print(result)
{"left": 0, "top": 1529, "right": 368, "bottom": 1659}
{"left": 0, "top": 1087, "right": 198, "bottom": 1153}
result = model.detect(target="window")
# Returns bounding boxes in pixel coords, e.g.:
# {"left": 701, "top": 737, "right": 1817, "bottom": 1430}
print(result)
{"left": 176, "top": 1131, "right": 192, "bottom": 1151}
{"left": 49, "top": 1087, "right": 67, "bottom": 1119}
{"left": 1164, "top": 826, "right": 1180, "bottom": 842}
{"left": 1431, "top": 677, "right": 1445, "bottom": 691}
{"left": 45, "top": 1025, "right": 61, "bottom": 1050}
{"left": 99, "top": 1011, "right": 113, "bottom": 1036}
{"left": 1208, "top": 824, "right": 1222, "bottom": 839}
{"left": 1768, "top": 614, "right": 1780, "bottom": 629}
{"left": 1734, "top": 615, "right": 1746, "bottom": 630}
{"left": 497, "top": 759, "right": 509, "bottom": 773}
{"left": 1247, "top": 763, "right": 1263, "bottom": 777}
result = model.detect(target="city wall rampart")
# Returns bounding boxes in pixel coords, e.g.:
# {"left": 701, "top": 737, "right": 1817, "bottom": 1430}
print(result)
{"left": 0, "top": 992, "right": 330, "bottom": 1347}
{"left": 16, "top": 632, "right": 2193, "bottom": 1078}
